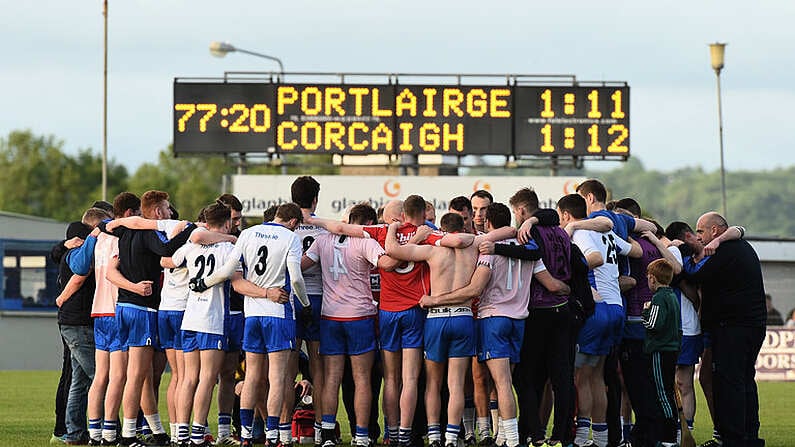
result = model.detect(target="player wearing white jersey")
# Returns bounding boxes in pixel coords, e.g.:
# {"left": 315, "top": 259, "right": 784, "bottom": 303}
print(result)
{"left": 290, "top": 176, "right": 328, "bottom": 446}
{"left": 191, "top": 203, "right": 312, "bottom": 447}
{"left": 105, "top": 208, "right": 237, "bottom": 445}
{"left": 556, "top": 194, "right": 641, "bottom": 447}
{"left": 166, "top": 203, "right": 237, "bottom": 446}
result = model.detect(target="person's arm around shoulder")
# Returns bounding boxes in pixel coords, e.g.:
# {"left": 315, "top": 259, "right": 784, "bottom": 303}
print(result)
{"left": 703, "top": 225, "right": 745, "bottom": 256}
{"left": 565, "top": 216, "right": 614, "bottom": 237}
{"left": 105, "top": 256, "right": 153, "bottom": 296}
{"left": 419, "top": 263, "right": 492, "bottom": 308}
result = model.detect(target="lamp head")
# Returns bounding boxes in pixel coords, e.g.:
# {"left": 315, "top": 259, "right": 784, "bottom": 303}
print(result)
{"left": 210, "top": 41, "right": 236, "bottom": 58}
{"left": 709, "top": 42, "right": 727, "bottom": 74}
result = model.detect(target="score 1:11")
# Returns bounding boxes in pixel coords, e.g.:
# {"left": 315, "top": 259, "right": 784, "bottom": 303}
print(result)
{"left": 540, "top": 89, "right": 625, "bottom": 119}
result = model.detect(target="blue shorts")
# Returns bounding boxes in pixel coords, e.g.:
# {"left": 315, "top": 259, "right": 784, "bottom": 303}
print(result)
{"left": 379, "top": 307, "right": 426, "bottom": 352}
{"left": 677, "top": 334, "right": 704, "bottom": 365}
{"left": 94, "top": 315, "right": 125, "bottom": 352}
{"left": 702, "top": 331, "right": 712, "bottom": 349}
{"left": 424, "top": 314, "right": 475, "bottom": 362}
{"left": 116, "top": 304, "right": 158, "bottom": 348}
{"left": 478, "top": 316, "right": 524, "bottom": 363}
{"left": 242, "top": 316, "right": 295, "bottom": 354}
{"left": 296, "top": 294, "right": 322, "bottom": 342}
{"left": 157, "top": 310, "right": 184, "bottom": 350}
{"left": 225, "top": 312, "right": 244, "bottom": 352}
{"left": 319, "top": 317, "right": 377, "bottom": 355}
{"left": 182, "top": 330, "right": 227, "bottom": 352}
{"left": 577, "top": 302, "right": 625, "bottom": 356}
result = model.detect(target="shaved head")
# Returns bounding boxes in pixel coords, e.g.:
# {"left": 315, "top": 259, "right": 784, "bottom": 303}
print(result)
{"left": 696, "top": 211, "right": 729, "bottom": 245}
{"left": 383, "top": 200, "right": 403, "bottom": 223}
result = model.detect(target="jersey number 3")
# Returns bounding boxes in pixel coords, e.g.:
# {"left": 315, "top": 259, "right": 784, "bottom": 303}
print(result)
{"left": 254, "top": 246, "right": 268, "bottom": 275}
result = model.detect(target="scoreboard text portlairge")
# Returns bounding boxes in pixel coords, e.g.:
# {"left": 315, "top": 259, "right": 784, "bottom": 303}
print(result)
{"left": 173, "top": 75, "right": 629, "bottom": 159}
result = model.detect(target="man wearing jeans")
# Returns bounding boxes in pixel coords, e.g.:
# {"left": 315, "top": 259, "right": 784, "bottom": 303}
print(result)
{"left": 55, "top": 220, "right": 99, "bottom": 445}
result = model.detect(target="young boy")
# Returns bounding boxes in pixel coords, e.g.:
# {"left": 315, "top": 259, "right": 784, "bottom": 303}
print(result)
{"left": 642, "top": 259, "right": 682, "bottom": 447}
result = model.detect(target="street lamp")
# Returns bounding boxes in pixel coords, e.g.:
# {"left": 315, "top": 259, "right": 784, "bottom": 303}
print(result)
{"left": 209, "top": 41, "right": 285, "bottom": 174}
{"left": 209, "top": 41, "right": 284, "bottom": 73}
{"left": 709, "top": 42, "right": 728, "bottom": 218}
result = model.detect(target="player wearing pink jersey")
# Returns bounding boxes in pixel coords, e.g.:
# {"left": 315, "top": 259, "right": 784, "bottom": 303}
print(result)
{"left": 302, "top": 204, "right": 396, "bottom": 447}
{"left": 306, "top": 196, "right": 474, "bottom": 446}
{"left": 424, "top": 203, "right": 570, "bottom": 447}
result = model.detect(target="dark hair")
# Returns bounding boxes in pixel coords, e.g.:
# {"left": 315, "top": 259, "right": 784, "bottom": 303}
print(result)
{"left": 197, "top": 206, "right": 208, "bottom": 223}
{"left": 276, "top": 203, "right": 303, "bottom": 223}
{"left": 576, "top": 179, "right": 607, "bottom": 203}
{"left": 217, "top": 193, "right": 243, "bottom": 212}
{"left": 440, "top": 213, "right": 465, "bottom": 233}
{"left": 263, "top": 205, "right": 279, "bottom": 223}
{"left": 291, "top": 176, "right": 321, "bottom": 209}
{"left": 169, "top": 205, "right": 179, "bottom": 220}
{"left": 485, "top": 203, "right": 511, "bottom": 229}
{"left": 112, "top": 192, "right": 140, "bottom": 218}
{"left": 403, "top": 195, "right": 426, "bottom": 220}
{"left": 348, "top": 204, "right": 377, "bottom": 225}
{"left": 615, "top": 197, "right": 641, "bottom": 218}
{"left": 509, "top": 188, "right": 539, "bottom": 213}
{"left": 91, "top": 200, "right": 114, "bottom": 213}
{"left": 66, "top": 221, "right": 92, "bottom": 240}
{"left": 449, "top": 196, "right": 472, "bottom": 213}
{"left": 606, "top": 200, "right": 617, "bottom": 211}
{"left": 470, "top": 189, "right": 494, "bottom": 203}
{"left": 557, "top": 194, "right": 587, "bottom": 219}
{"left": 665, "top": 221, "right": 694, "bottom": 241}
{"left": 204, "top": 201, "right": 232, "bottom": 228}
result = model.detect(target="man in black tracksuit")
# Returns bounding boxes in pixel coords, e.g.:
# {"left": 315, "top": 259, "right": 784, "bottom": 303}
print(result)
{"left": 686, "top": 212, "right": 765, "bottom": 447}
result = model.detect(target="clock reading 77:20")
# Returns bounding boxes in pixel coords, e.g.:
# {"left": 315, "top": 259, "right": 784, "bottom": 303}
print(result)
{"left": 174, "top": 103, "right": 272, "bottom": 133}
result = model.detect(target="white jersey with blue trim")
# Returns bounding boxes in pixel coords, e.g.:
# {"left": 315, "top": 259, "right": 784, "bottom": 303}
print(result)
{"left": 233, "top": 222, "right": 304, "bottom": 319}
{"left": 294, "top": 218, "right": 328, "bottom": 296}
{"left": 157, "top": 220, "right": 189, "bottom": 311}
{"left": 571, "top": 229, "right": 632, "bottom": 307}
{"left": 172, "top": 240, "right": 235, "bottom": 335}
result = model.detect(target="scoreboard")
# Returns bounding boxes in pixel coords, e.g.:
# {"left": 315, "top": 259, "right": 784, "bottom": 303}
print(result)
{"left": 173, "top": 79, "right": 629, "bottom": 158}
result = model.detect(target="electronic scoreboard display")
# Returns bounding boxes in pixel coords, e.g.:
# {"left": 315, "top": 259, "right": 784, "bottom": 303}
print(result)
{"left": 173, "top": 80, "right": 629, "bottom": 157}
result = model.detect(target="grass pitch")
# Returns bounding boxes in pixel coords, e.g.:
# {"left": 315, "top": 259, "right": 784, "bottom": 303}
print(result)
{"left": 1, "top": 370, "right": 792, "bottom": 446}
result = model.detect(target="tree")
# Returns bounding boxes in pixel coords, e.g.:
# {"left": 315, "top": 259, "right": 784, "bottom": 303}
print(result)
{"left": 0, "top": 130, "right": 128, "bottom": 222}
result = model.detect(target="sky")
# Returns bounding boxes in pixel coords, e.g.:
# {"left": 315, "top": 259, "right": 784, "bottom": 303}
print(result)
{"left": 3, "top": 0, "right": 794, "bottom": 174}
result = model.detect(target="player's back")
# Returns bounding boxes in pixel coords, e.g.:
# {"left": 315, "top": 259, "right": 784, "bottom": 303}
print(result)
{"left": 572, "top": 229, "right": 622, "bottom": 306}
{"left": 180, "top": 241, "right": 236, "bottom": 335}
{"left": 238, "top": 222, "right": 302, "bottom": 318}
{"left": 364, "top": 223, "right": 429, "bottom": 312}
{"left": 310, "top": 233, "right": 382, "bottom": 318}
{"left": 478, "top": 238, "right": 540, "bottom": 319}
{"left": 92, "top": 232, "right": 119, "bottom": 317}
{"left": 295, "top": 220, "right": 328, "bottom": 296}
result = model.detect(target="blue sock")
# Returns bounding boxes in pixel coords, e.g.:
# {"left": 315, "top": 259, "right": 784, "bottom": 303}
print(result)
{"left": 622, "top": 422, "right": 632, "bottom": 441}
{"left": 686, "top": 419, "right": 694, "bottom": 430}
{"left": 102, "top": 420, "right": 117, "bottom": 441}
{"left": 446, "top": 424, "right": 461, "bottom": 445}
{"left": 240, "top": 408, "right": 255, "bottom": 440}
{"left": 321, "top": 414, "right": 336, "bottom": 430}
{"left": 355, "top": 426, "right": 369, "bottom": 444}
{"left": 266, "top": 416, "right": 280, "bottom": 441}
{"left": 488, "top": 400, "right": 498, "bottom": 411}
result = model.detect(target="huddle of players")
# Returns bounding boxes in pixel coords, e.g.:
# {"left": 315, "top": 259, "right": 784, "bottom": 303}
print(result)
{"left": 59, "top": 177, "right": 727, "bottom": 447}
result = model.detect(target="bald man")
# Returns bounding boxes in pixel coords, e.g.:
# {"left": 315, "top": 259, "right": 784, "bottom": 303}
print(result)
{"left": 686, "top": 212, "right": 765, "bottom": 447}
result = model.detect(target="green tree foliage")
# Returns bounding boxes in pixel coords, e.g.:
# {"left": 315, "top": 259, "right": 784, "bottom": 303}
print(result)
{"left": 128, "top": 148, "right": 234, "bottom": 222}
{"left": 592, "top": 159, "right": 795, "bottom": 237}
{"left": 0, "top": 130, "right": 127, "bottom": 222}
